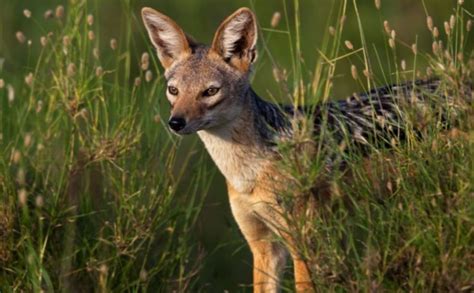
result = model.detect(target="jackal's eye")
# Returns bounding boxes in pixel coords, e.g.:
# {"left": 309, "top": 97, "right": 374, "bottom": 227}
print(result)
{"left": 202, "top": 87, "right": 220, "bottom": 97}
{"left": 168, "top": 86, "right": 179, "bottom": 96}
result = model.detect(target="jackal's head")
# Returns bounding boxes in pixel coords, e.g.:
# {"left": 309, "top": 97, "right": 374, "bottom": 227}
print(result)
{"left": 142, "top": 7, "right": 257, "bottom": 134}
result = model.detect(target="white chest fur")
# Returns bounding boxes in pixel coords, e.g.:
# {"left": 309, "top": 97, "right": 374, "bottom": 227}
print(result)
{"left": 198, "top": 128, "right": 264, "bottom": 194}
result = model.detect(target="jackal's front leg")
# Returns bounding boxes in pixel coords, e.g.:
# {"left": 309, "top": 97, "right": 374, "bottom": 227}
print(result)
{"left": 249, "top": 239, "right": 287, "bottom": 292}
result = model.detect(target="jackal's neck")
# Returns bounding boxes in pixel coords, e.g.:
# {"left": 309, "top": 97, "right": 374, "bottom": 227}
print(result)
{"left": 198, "top": 88, "right": 280, "bottom": 194}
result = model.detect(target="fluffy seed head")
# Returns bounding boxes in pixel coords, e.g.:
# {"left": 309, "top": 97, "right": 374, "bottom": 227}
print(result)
{"left": 44, "top": 9, "right": 54, "bottom": 19}
{"left": 344, "top": 40, "right": 354, "bottom": 50}
{"left": 145, "top": 70, "right": 153, "bottom": 82}
{"left": 432, "top": 41, "right": 439, "bottom": 54}
{"left": 427, "top": 16, "right": 433, "bottom": 31}
{"left": 374, "top": 0, "right": 381, "bottom": 10}
{"left": 411, "top": 43, "right": 417, "bottom": 54}
{"left": 271, "top": 12, "right": 281, "bottom": 28}
{"left": 450, "top": 15, "right": 455, "bottom": 29}
{"left": 388, "top": 38, "right": 395, "bottom": 49}
{"left": 63, "top": 36, "right": 70, "bottom": 46}
{"left": 67, "top": 63, "right": 77, "bottom": 77}
{"left": 141, "top": 52, "right": 150, "bottom": 71}
{"left": 444, "top": 21, "right": 451, "bottom": 36}
{"left": 433, "top": 27, "right": 439, "bottom": 38}
{"left": 18, "top": 189, "right": 28, "bottom": 207}
{"left": 88, "top": 31, "right": 95, "bottom": 41}
{"left": 24, "top": 133, "right": 32, "bottom": 147}
{"left": 25, "top": 73, "right": 34, "bottom": 87}
{"left": 467, "top": 20, "right": 472, "bottom": 32}
{"left": 110, "top": 38, "right": 117, "bottom": 50}
{"left": 401, "top": 59, "right": 406, "bottom": 71}
{"left": 328, "top": 26, "right": 336, "bottom": 36}
{"left": 55, "top": 5, "right": 64, "bottom": 19}
{"left": 0, "top": 79, "right": 4, "bottom": 89}
{"left": 390, "top": 30, "right": 396, "bottom": 40}
{"left": 95, "top": 66, "right": 103, "bottom": 77}
{"left": 87, "top": 14, "right": 94, "bottom": 26}
{"left": 40, "top": 36, "right": 48, "bottom": 47}
{"left": 93, "top": 48, "right": 100, "bottom": 59}
{"left": 23, "top": 9, "right": 32, "bottom": 18}
{"left": 16, "top": 31, "right": 26, "bottom": 43}
{"left": 7, "top": 85, "right": 15, "bottom": 103}
{"left": 134, "top": 77, "right": 141, "bottom": 87}
{"left": 11, "top": 149, "right": 21, "bottom": 164}
{"left": 383, "top": 20, "right": 391, "bottom": 34}
{"left": 459, "top": 0, "right": 464, "bottom": 4}
{"left": 35, "top": 195, "right": 44, "bottom": 208}
{"left": 351, "top": 65, "right": 358, "bottom": 80}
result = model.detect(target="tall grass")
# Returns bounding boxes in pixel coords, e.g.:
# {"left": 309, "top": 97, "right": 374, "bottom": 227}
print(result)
{"left": 0, "top": 1, "right": 211, "bottom": 291}
{"left": 1, "top": 0, "right": 473, "bottom": 291}
{"left": 272, "top": 0, "right": 474, "bottom": 291}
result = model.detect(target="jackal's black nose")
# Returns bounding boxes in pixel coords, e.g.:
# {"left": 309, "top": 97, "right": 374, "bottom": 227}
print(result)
{"left": 168, "top": 117, "right": 186, "bottom": 132}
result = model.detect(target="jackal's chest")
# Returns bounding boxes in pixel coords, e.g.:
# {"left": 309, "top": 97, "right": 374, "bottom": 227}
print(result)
{"left": 198, "top": 130, "right": 270, "bottom": 194}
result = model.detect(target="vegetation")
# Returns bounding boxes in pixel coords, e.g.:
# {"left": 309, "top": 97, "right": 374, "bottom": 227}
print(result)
{"left": 0, "top": 0, "right": 473, "bottom": 291}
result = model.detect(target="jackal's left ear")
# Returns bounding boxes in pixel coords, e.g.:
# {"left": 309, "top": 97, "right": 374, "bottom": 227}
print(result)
{"left": 142, "top": 7, "right": 193, "bottom": 69}
{"left": 211, "top": 8, "right": 258, "bottom": 72}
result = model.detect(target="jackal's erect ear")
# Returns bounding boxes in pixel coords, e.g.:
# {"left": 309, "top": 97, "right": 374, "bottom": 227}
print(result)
{"left": 141, "top": 7, "right": 193, "bottom": 69}
{"left": 211, "top": 8, "right": 258, "bottom": 72}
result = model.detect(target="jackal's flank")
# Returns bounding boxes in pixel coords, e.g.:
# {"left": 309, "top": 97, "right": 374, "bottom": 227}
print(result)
{"left": 142, "top": 6, "right": 471, "bottom": 293}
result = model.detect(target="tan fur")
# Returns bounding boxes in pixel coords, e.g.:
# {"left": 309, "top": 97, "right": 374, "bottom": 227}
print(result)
{"left": 142, "top": 7, "right": 314, "bottom": 292}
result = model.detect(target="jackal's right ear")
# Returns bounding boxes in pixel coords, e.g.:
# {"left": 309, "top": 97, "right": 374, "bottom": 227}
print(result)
{"left": 211, "top": 8, "right": 258, "bottom": 73}
{"left": 141, "top": 8, "right": 193, "bottom": 69}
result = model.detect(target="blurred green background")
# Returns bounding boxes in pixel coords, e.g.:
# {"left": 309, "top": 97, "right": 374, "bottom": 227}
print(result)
{"left": 1, "top": 0, "right": 472, "bottom": 290}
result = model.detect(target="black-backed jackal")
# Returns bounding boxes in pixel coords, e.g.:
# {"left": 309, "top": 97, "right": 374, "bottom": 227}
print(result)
{"left": 142, "top": 7, "right": 471, "bottom": 292}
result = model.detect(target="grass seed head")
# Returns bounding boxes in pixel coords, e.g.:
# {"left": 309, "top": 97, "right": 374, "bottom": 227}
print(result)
{"left": 35, "top": 195, "right": 44, "bottom": 208}
{"left": 18, "top": 189, "right": 27, "bottom": 207}
{"left": 459, "top": 0, "right": 464, "bottom": 4}
{"left": 328, "top": 26, "right": 336, "bottom": 36}
{"left": 93, "top": 48, "right": 100, "bottom": 59}
{"left": 95, "top": 66, "right": 103, "bottom": 77}
{"left": 87, "top": 14, "right": 94, "bottom": 26}
{"left": 383, "top": 20, "right": 391, "bottom": 34}
{"left": 450, "top": 15, "right": 455, "bottom": 29}
{"left": 444, "top": 21, "right": 451, "bottom": 36}
{"left": 16, "top": 31, "right": 26, "bottom": 44}
{"left": 145, "top": 70, "right": 153, "bottom": 82}
{"left": 271, "top": 11, "right": 281, "bottom": 28}
{"left": 44, "top": 9, "right": 54, "bottom": 19}
{"left": 24, "top": 73, "right": 33, "bottom": 87}
{"left": 40, "top": 36, "right": 48, "bottom": 47}
{"left": 351, "top": 65, "right": 358, "bottom": 80}
{"left": 110, "top": 38, "right": 117, "bottom": 50}
{"left": 88, "top": 31, "right": 95, "bottom": 41}
{"left": 345, "top": 40, "right": 354, "bottom": 50}
{"left": 467, "top": 19, "right": 472, "bottom": 32}
{"left": 388, "top": 38, "right": 395, "bottom": 49}
{"left": 374, "top": 0, "right": 381, "bottom": 10}
{"left": 11, "top": 149, "right": 21, "bottom": 164}
{"left": 0, "top": 79, "right": 4, "bottom": 89}
{"left": 134, "top": 77, "right": 141, "bottom": 87}
{"left": 411, "top": 43, "right": 417, "bottom": 54}
{"left": 427, "top": 16, "right": 433, "bottom": 31}
{"left": 141, "top": 52, "right": 150, "bottom": 70}
{"left": 433, "top": 27, "right": 439, "bottom": 38}
{"left": 55, "top": 5, "right": 64, "bottom": 19}
{"left": 390, "top": 29, "right": 396, "bottom": 39}
{"left": 432, "top": 41, "right": 439, "bottom": 54}
{"left": 24, "top": 133, "right": 32, "bottom": 148}
{"left": 23, "top": 9, "right": 32, "bottom": 18}
{"left": 401, "top": 59, "right": 406, "bottom": 71}
{"left": 7, "top": 85, "right": 15, "bottom": 103}
{"left": 67, "top": 63, "right": 77, "bottom": 77}
{"left": 63, "top": 36, "right": 70, "bottom": 47}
